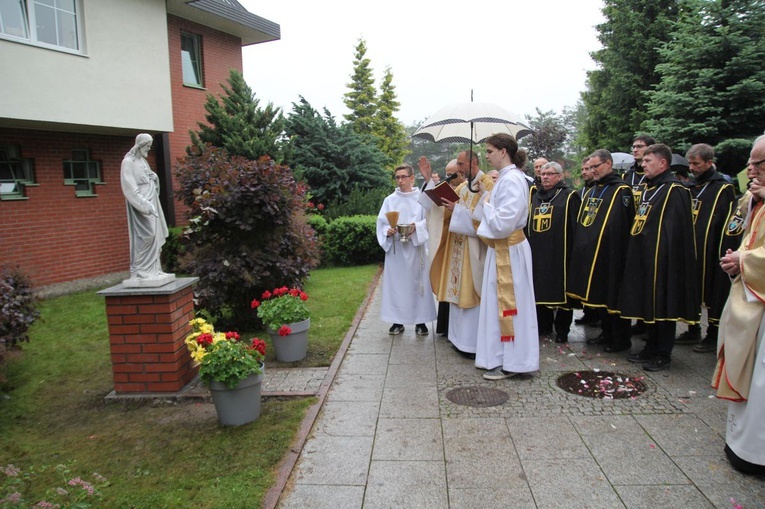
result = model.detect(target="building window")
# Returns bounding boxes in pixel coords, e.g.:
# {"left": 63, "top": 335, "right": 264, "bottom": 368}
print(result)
{"left": 181, "top": 32, "right": 203, "bottom": 87}
{"left": 0, "top": 145, "right": 35, "bottom": 200}
{"left": 63, "top": 148, "right": 102, "bottom": 197}
{"left": 0, "top": 0, "right": 82, "bottom": 52}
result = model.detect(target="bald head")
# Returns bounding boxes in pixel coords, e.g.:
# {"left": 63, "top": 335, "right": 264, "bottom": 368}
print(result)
{"left": 445, "top": 159, "right": 464, "bottom": 188}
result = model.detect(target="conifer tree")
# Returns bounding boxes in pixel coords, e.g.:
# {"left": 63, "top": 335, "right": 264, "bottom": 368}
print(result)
{"left": 285, "top": 97, "right": 389, "bottom": 206}
{"left": 372, "top": 67, "right": 410, "bottom": 168}
{"left": 190, "top": 69, "right": 285, "bottom": 162}
{"left": 580, "top": 0, "right": 677, "bottom": 152}
{"left": 343, "top": 38, "right": 378, "bottom": 136}
{"left": 643, "top": 0, "right": 765, "bottom": 151}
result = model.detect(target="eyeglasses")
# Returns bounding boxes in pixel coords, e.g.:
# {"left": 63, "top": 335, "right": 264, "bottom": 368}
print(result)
{"left": 540, "top": 172, "right": 560, "bottom": 177}
{"left": 394, "top": 175, "right": 412, "bottom": 180}
{"left": 586, "top": 161, "right": 607, "bottom": 172}
{"left": 632, "top": 144, "right": 646, "bottom": 150}
{"left": 748, "top": 158, "right": 765, "bottom": 168}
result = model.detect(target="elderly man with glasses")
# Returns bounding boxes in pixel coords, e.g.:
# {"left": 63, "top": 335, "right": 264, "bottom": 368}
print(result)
{"left": 526, "top": 161, "right": 581, "bottom": 343}
{"left": 712, "top": 135, "right": 765, "bottom": 475}
{"left": 377, "top": 164, "right": 437, "bottom": 336}
{"left": 567, "top": 149, "right": 634, "bottom": 353}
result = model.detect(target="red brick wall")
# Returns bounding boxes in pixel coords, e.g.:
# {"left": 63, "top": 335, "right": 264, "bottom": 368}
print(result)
{"left": 166, "top": 15, "right": 244, "bottom": 226}
{"left": 0, "top": 129, "right": 148, "bottom": 288}
{"left": 1, "top": 17, "right": 246, "bottom": 288}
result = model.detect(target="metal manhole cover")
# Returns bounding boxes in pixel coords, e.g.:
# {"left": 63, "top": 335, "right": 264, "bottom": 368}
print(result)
{"left": 556, "top": 371, "right": 647, "bottom": 399}
{"left": 446, "top": 386, "right": 509, "bottom": 407}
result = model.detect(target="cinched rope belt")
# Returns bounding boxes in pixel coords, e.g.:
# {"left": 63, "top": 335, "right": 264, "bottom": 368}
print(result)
{"left": 481, "top": 229, "right": 526, "bottom": 342}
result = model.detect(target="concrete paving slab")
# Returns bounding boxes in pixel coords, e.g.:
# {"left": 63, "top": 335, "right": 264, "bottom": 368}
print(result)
{"left": 506, "top": 416, "right": 591, "bottom": 460}
{"left": 674, "top": 455, "right": 765, "bottom": 509}
{"left": 523, "top": 457, "right": 625, "bottom": 509}
{"left": 277, "top": 485, "right": 365, "bottom": 509}
{"left": 372, "top": 418, "right": 444, "bottom": 461}
{"left": 363, "top": 461, "right": 448, "bottom": 509}
{"left": 445, "top": 456, "right": 528, "bottom": 489}
{"left": 293, "top": 434, "right": 373, "bottom": 486}
{"left": 379, "top": 384, "right": 440, "bottom": 418}
{"left": 633, "top": 414, "right": 726, "bottom": 456}
{"left": 325, "top": 373, "right": 385, "bottom": 402}
{"left": 336, "top": 352, "right": 389, "bottom": 376}
{"left": 449, "top": 487, "right": 537, "bottom": 509}
{"left": 347, "top": 335, "right": 392, "bottom": 354}
{"left": 383, "top": 362, "right": 437, "bottom": 388}
{"left": 583, "top": 433, "right": 690, "bottom": 485}
{"left": 441, "top": 417, "right": 515, "bottom": 459}
{"left": 614, "top": 485, "right": 715, "bottom": 509}
{"left": 313, "top": 400, "right": 380, "bottom": 437}
{"left": 389, "top": 342, "right": 437, "bottom": 365}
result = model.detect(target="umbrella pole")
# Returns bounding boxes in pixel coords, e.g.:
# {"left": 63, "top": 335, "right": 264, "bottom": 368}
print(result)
{"left": 467, "top": 121, "right": 478, "bottom": 193}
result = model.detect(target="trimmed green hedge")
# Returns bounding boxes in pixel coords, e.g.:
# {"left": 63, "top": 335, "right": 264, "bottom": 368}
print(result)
{"left": 324, "top": 215, "right": 383, "bottom": 266}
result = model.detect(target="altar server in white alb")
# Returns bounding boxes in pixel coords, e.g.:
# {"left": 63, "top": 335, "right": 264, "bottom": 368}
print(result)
{"left": 473, "top": 133, "right": 539, "bottom": 380}
{"left": 377, "top": 164, "right": 437, "bottom": 336}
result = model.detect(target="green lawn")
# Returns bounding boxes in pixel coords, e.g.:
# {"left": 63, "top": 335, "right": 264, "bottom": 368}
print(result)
{"left": 0, "top": 264, "right": 379, "bottom": 508}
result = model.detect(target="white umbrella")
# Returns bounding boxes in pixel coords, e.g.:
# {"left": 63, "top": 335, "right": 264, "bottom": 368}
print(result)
{"left": 413, "top": 102, "right": 533, "bottom": 143}
{"left": 611, "top": 152, "right": 635, "bottom": 171}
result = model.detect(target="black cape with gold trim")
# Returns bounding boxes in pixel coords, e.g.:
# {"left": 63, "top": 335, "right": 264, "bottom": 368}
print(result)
{"left": 526, "top": 181, "right": 581, "bottom": 306}
{"left": 622, "top": 164, "right": 647, "bottom": 205}
{"left": 567, "top": 172, "right": 634, "bottom": 311}
{"left": 686, "top": 169, "right": 736, "bottom": 310}
{"left": 618, "top": 170, "right": 699, "bottom": 323}
{"left": 709, "top": 192, "right": 753, "bottom": 321}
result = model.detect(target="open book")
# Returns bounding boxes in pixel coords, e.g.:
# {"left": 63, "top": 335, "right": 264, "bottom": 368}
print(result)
{"left": 423, "top": 181, "right": 459, "bottom": 206}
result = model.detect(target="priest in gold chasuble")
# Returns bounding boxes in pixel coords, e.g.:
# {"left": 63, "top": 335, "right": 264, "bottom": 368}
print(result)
{"left": 712, "top": 136, "right": 765, "bottom": 475}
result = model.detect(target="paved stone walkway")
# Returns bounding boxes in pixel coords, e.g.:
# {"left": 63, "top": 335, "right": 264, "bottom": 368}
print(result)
{"left": 274, "top": 281, "right": 765, "bottom": 509}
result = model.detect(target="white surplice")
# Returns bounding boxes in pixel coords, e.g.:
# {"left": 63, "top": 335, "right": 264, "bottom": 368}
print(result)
{"left": 473, "top": 165, "right": 539, "bottom": 373}
{"left": 377, "top": 188, "right": 437, "bottom": 325}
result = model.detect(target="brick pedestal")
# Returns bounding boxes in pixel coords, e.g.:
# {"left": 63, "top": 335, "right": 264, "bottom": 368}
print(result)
{"left": 98, "top": 277, "right": 199, "bottom": 393}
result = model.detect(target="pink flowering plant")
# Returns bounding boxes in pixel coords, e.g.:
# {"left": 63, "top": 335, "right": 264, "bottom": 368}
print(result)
{"left": 250, "top": 287, "right": 310, "bottom": 335}
{"left": 1, "top": 463, "right": 108, "bottom": 508}
{"left": 185, "top": 318, "right": 266, "bottom": 389}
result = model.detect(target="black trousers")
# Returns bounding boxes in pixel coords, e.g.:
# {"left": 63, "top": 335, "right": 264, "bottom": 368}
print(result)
{"left": 537, "top": 305, "right": 573, "bottom": 337}
{"left": 600, "top": 310, "right": 630, "bottom": 344}
{"left": 436, "top": 301, "right": 449, "bottom": 335}
{"left": 646, "top": 321, "right": 676, "bottom": 357}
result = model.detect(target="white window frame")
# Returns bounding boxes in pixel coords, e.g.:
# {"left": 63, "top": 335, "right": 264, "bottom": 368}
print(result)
{"left": 181, "top": 31, "right": 204, "bottom": 88}
{"left": 0, "top": 0, "right": 84, "bottom": 55}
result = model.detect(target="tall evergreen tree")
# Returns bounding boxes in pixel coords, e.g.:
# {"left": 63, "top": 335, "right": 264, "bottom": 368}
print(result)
{"left": 580, "top": 0, "right": 678, "bottom": 152}
{"left": 343, "top": 38, "right": 377, "bottom": 136}
{"left": 190, "top": 69, "right": 285, "bottom": 162}
{"left": 643, "top": 0, "right": 765, "bottom": 151}
{"left": 285, "top": 97, "right": 389, "bottom": 206}
{"left": 372, "top": 66, "right": 410, "bottom": 169}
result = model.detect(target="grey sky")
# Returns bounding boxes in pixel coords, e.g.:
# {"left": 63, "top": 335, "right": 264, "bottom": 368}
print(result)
{"left": 240, "top": 0, "right": 605, "bottom": 126}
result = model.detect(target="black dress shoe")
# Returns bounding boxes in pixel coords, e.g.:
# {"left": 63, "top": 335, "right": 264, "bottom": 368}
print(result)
{"left": 603, "top": 341, "right": 631, "bottom": 353}
{"left": 626, "top": 349, "right": 653, "bottom": 363}
{"left": 675, "top": 328, "right": 701, "bottom": 344}
{"left": 643, "top": 355, "right": 671, "bottom": 371}
{"left": 586, "top": 334, "right": 611, "bottom": 346}
{"left": 555, "top": 335, "right": 568, "bottom": 343}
